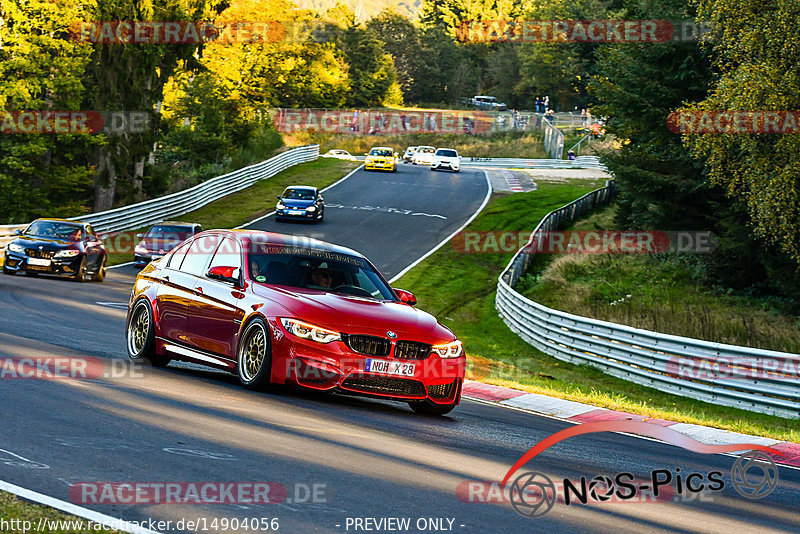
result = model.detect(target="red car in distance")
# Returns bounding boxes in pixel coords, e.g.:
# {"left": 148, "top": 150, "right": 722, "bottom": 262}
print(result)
{"left": 126, "top": 230, "right": 465, "bottom": 414}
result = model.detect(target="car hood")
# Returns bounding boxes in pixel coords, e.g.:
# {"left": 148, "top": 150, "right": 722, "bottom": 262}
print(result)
{"left": 252, "top": 284, "right": 454, "bottom": 342}
{"left": 279, "top": 198, "right": 315, "bottom": 208}
{"left": 138, "top": 238, "right": 184, "bottom": 252}
{"left": 12, "top": 236, "right": 76, "bottom": 250}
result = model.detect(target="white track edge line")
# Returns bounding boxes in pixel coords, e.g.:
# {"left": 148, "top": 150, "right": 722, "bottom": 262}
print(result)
{"left": 462, "top": 394, "right": 800, "bottom": 472}
{"left": 108, "top": 261, "right": 133, "bottom": 270}
{"left": 0, "top": 479, "right": 161, "bottom": 534}
{"left": 389, "top": 170, "right": 492, "bottom": 283}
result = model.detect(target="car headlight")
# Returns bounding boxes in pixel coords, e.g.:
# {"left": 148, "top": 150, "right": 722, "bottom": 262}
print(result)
{"left": 134, "top": 245, "right": 148, "bottom": 255}
{"left": 432, "top": 340, "right": 463, "bottom": 358}
{"left": 306, "top": 206, "right": 316, "bottom": 212}
{"left": 8, "top": 243, "right": 24, "bottom": 253}
{"left": 54, "top": 249, "right": 80, "bottom": 258}
{"left": 280, "top": 318, "right": 341, "bottom": 344}
{"left": 276, "top": 202, "right": 285, "bottom": 209}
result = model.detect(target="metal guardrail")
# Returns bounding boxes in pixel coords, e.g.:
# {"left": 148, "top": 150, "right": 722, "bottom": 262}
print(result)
{"left": 542, "top": 119, "right": 565, "bottom": 159}
{"left": 461, "top": 156, "right": 606, "bottom": 170}
{"left": 495, "top": 183, "right": 800, "bottom": 419}
{"left": 1, "top": 145, "right": 318, "bottom": 237}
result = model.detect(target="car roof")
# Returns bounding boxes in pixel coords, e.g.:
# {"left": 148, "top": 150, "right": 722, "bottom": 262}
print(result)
{"left": 32, "top": 218, "right": 83, "bottom": 226}
{"left": 283, "top": 185, "right": 317, "bottom": 192}
{"left": 152, "top": 221, "right": 199, "bottom": 227}
{"left": 436, "top": 147, "right": 458, "bottom": 152}
{"left": 417, "top": 145, "right": 435, "bottom": 149}
{"left": 212, "top": 230, "right": 365, "bottom": 258}
{"left": 370, "top": 146, "right": 393, "bottom": 150}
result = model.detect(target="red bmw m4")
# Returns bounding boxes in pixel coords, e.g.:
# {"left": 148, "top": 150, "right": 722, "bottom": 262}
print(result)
{"left": 126, "top": 230, "right": 465, "bottom": 414}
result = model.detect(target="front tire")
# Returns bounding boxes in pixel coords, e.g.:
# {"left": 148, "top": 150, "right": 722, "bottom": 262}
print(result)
{"left": 408, "top": 399, "right": 457, "bottom": 416}
{"left": 237, "top": 318, "right": 273, "bottom": 390}
{"left": 127, "top": 299, "right": 171, "bottom": 367}
{"left": 91, "top": 255, "right": 107, "bottom": 282}
{"left": 72, "top": 257, "right": 86, "bottom": 282}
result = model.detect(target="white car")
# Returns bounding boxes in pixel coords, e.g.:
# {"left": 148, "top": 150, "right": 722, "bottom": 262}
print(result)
{"left": 321, "top": 149, "right": 358, "bottom": 161}
{"left": 402, "top": 146, "right": 417, "bottom": 163}
{"left": 431, "top": 148, "right": 461, "bottom": 172}
{"left": 413, "top": 146, "right": 436, "bottom": 165}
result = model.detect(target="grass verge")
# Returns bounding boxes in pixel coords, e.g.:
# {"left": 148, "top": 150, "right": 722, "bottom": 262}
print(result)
{"left": 519, "top": 205, "right": 800, "bottom": 353}
{"left": 106, "top": 158, "right": 359, "bottom": 266}
{"left": 0, "top": 491, "right": 121, "bottom": 533}
{"left": 393, "top": 181, "right": 800, "bottom": 442}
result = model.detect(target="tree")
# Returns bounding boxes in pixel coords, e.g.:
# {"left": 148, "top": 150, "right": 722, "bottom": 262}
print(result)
{"left": 0, "top": 0, "right": 98, "bottom": 222}
{"left": 81, "top": 0, "right": 213, "bottom": 210}
{"left": 366, "top": 10, "right": 423, "bottom": 101}
{"left": 685, "top": 0, "right": 800, "bottom": 264}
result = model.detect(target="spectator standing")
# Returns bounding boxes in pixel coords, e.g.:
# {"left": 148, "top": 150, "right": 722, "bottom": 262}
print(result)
{"left": 535, "top": 97, "right": 542, "bottom": 114}
{"left": 580, "top": 108, "right": 588, "bottom": 127}
{"left": 543, "top": 95, "right": 550, "bottom": 111}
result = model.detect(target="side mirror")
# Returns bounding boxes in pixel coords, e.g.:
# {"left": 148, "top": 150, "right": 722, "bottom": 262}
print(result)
{"left": 136, "top": 233, "right": 144, "bottom": 239}
{"left": 207, "top": 265, "right": 240, "bottom": 284}
{"left": 14, "top": 229, "right": 22, "bottom": 235}
{"left": 394, "top": 152, "right": 399, "bottom": 157}
{"left": 276, "top": 195, "right": 282, "bottom": 201}
{"left": 394, "top": 288, "right": 417, "bottom": 306}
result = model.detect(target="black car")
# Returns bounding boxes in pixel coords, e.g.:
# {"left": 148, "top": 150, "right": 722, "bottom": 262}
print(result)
{"left": 275, "top": 186, "right": 325, "bottom": 223}
{"left": 134, "top": 221, "right": 201, "bottom": 268}
{"left": 3, "top": 218, "right": 107, "bottom": 282}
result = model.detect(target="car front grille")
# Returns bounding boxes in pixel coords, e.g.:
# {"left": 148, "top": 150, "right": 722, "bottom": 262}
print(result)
{"left": 25, "top": 249, "right": 55, "bottom": 259}
{"left": 341, "top": 375, "right": 425, "bottom": 397}
{"left": 427, "top": 381, "right": 457, "bottom": 399}
{"left": 394, "top": 341, "right": 431, "bottom": 360}
{"left": 344, "top": 335, "right": 391, "bottom": 357}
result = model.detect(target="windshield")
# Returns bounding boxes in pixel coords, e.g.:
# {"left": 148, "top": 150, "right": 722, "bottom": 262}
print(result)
{"left": 436, "top": 149, "right": 458, "bottom": 157}
{"left": 419, "top": 147, "right": 435, "bottom": 154}
{"left": 282, "top": 188, "right": 316, "bottom": 200}
{"left": 145, "top": 225, "right": 193, "bottom": 240}
{"left": 24, "top": 221, "right": 82, "bottom": 241}
{"left": 247, "top": 248, "right": 396, "bottom": 300}
{"left": 369, "top": 148, "right": 393, "bottom": 157}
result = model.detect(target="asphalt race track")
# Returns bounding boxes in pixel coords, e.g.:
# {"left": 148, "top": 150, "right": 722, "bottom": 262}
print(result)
{"left": 1, "top": 163, "right": 799, "bottom": 533}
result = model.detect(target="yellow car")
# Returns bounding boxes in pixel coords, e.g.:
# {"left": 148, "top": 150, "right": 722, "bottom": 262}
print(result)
{"left": 364, "top": 147, "right": 398, "bottom": 172}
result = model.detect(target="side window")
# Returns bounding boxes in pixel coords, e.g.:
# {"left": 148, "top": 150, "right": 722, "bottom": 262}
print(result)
{"left": 167, "top": 239, "right": 192, "bottom": 270}
{"left": 180, "top": 234, "right": 219, "bottom": 276}
{"left": 207, "top": 237, "right": 242, "bottom": 277}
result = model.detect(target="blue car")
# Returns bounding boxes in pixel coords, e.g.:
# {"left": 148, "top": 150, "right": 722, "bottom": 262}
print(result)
{"left": 275, "top": 186, "right": 325, "bottom": 223}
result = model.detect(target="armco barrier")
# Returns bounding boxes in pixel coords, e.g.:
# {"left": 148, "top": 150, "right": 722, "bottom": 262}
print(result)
{"left": 67, "top": 144, "right": 319, "bottom": 234}
{"left": 0, "top": 145, "right": 318, "bottom": 238}
{"left": 461, "top": 155, "right": 607, "bottom": 170}
{"left": 495, "top": 183, "right": 800, "bottom": 419}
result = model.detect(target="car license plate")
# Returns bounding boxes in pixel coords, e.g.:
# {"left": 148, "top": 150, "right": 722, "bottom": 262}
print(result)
{"left": 288, "top": 210, "right": 304, "bottom": 215}
{"left": 364, "top": 359, "right": 415, "bottom": 377}
{"left": 28, "top": 258, "right": 51, "bottom": 266}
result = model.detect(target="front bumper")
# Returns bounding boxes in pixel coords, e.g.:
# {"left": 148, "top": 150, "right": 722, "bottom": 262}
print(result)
{"left": 3, "top": 252, "right": 83, "bottom": 276}
{"left": 365, "top": 160, "right": 395, "bottom": 171}
{"left": 272, "top": 326, "right": 465, "bottom": 405}
{"left": 432, "top": 161, "right": 460, "bottom": 171}
{"left": 276, "top": 207, "right": 318, "bottom": 220}
{"left": 134, "top": 253, "right": 166, "bottom": 267}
